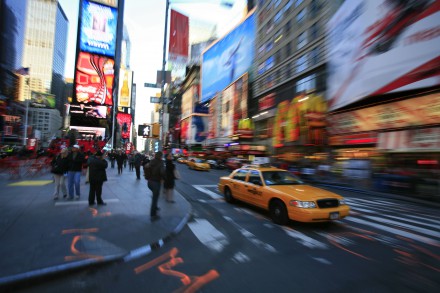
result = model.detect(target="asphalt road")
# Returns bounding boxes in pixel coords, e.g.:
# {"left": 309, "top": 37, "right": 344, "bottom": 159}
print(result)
{"left": 17, "top": 164, "right": 440, "bottom": 293}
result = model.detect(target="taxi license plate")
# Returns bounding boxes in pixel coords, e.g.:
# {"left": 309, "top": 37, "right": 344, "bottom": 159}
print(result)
{"left": 329, "top": 212, "right": 339, "bottom": 220}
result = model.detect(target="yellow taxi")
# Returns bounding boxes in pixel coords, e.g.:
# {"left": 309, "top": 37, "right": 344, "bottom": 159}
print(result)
{"left": 177, "top": 157, "right": 188, "bottom": 164}
{"left": 218, "top": 165, "right": 350, "bottom": 225}
{"left": 187, "top": 158, "right": 210, "bottom": 171}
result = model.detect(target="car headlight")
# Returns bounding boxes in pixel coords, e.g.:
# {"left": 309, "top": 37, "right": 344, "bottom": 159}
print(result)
{"left": 339, "top": 199, "right": 346, "bottom": 205}
{"left": 289, "top": 200, "right": 316, "bottom": 208}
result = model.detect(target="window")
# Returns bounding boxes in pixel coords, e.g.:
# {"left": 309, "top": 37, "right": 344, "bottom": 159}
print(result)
{"left": 274, "top": 10, "right": 283, "bottom": 24}
{"left": 233, "top": 170, "right": 248, "bottom": 181}
{"left": 310, "top": 22, "right": 319, "bottom": 40}
{"left": 295, "top": 0, "right": 304, "bottom": 8}
{"left": 286, "top": 42, "right": 292, "bottom": 58}
{"left": 310, "top": 47, "right": 319, "bottom": 65}
{"left": 258, "top": 63, "right": 265, "bottom": 75}
{"left": 296, "top": 73, "right": 316, "bottom": 93}
{"left": 266, "top": 56, "right": 274, "bottom": 70}
{"left": 274, "top": 0, "right": 282, "bottom": 9}
{"left": 310, "top": 0, "right": 319, "bottom": 17}
{"left": 248, "top": 170, "right": 263, "bottom": 185}
{"left": 285, "top": 20, "right": 291, "bottom": 35}
{"left": 284, "top": 0, "right": 293, "bottom": 12}
{"left": 297, "top": 31, "right": 308, "bottom": 50}
{"left": 296, "top": 54, "right": 308, "bottom": 73}
{"left": 275, "top": 50, "right": 282, "bottom": 65}
{"left": 296, "top": 8, "right": 306, "bottom": 24}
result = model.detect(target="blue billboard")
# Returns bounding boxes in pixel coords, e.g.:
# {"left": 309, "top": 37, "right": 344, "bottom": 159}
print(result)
{"left": 201, "top": 12, "right": 256, "bottom": 103}
{"left": 80, "top": 0, "right": 118, "bottom": 57}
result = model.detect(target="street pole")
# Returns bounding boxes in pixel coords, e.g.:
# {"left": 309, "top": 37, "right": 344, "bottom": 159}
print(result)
{"left": 23, "top": 77, "right": 30, "bottom": 146}
{"left": 159, "top": 0, "right": 170, "bottom": 152}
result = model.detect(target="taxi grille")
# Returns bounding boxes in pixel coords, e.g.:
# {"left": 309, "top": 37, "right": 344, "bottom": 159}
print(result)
{"left": 317, "top": 199, "right": 339, "bottom": 208}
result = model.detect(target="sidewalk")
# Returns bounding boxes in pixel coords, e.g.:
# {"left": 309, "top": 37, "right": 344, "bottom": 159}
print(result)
{"left": 0, "top": 164, "right": 192, "bottom": 290}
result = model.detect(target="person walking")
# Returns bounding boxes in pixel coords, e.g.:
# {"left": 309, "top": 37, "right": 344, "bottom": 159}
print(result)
{"left": 115, "top": 150, "right": 126, "bottom": 174}
{"left": 67, "top": 145, "right": 84, "bottom": 200}
{"left": 134, "top": 151, "right": 143, "bottom": 180}
{"left": 51, "top": 147, "right": 69, "bottom": 200}
{"left": 129, "top": 153, "right": 135, "bottom": 171}
{"left": 87, "top": 150, "right": 108, "bottom": 206}
{"left": 109, "top": 150, "right": 116, "bottom": 168}
{"left": 146, "top": 151, "right": 165, "bottom": 221}
{"left": 164, "top": 153, "right": 178, "bottom": 203}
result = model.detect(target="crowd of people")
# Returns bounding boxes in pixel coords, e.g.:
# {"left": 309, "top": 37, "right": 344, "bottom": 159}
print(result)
{"left": 50, "top": 146, "right": 179, "bottom": 222}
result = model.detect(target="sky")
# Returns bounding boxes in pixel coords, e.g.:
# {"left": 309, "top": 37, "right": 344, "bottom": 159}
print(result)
{"left": 58, "top": 0, "right": 247, "bottom": 128}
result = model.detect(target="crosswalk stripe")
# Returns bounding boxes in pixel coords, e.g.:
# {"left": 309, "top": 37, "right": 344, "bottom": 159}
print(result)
{"left": 193, "top": 185, "right": 222, "bottom": 199}
{"left": 188, "top": 218, "right": 229, "bottom": 252}
{"left": 55, "top": 198, "right": 120, "bottom": 206}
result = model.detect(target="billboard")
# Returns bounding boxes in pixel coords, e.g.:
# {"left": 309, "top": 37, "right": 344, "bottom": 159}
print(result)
{"left": 75, "top": 52, "right": 114, "bottom": 105}
{"left": 30, "top": 92, "right": 56, "bottom": 109}
{"left": 169, "top": 9, "right": 189, "bottom": 62}
{"left": 116, "top": 112, "right": 131, "bottom": 140}
{"left": 327, "top": 0, "right": 440, "bottom": 111}
{"left": 187, "top": 115, "right": 209, "bottom": 144}
{"left": 69, "top": 126, "right": 106, "bottom": 139}
{"left": 80, "top": 0, "right": 118, "bottom": 57}
{"left": 201, "top": 11, "right": 256, "bottom": 103}
{"left": 118, "top": 68, "right": 133, "bottom": 108}
{"left": 69, "top": 104, "right": 108, "bottom": 119}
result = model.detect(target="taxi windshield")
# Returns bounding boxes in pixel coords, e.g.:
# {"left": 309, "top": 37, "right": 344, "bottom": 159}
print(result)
{"left": 262, "top": 171, "right": 304, "bottom": 186}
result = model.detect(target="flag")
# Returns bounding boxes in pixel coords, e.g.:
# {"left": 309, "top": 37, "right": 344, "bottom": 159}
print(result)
{"left": 15, "top": 67, "right": 30, "bottom": 76}
{"left": 169, "top": 9, "right": 189, "bottom": 61}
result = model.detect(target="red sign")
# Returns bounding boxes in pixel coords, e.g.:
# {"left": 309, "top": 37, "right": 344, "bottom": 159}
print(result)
{"left": 116, "top": 112, "right": 132, "bottom": 139}
{"left": 75, "top": 52, "right": 114, "bottom": 106}
{"left": 169, "top": 9, "right": 189, "bottom": 61}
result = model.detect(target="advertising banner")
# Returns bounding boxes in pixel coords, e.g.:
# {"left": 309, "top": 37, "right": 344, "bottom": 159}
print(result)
{"left": 69, "top": 126, "right": 106, "bottom": 139}
{"left": 75, "top": 52, "right": 114, "bottom": 105}
{"left": 233, "top": 73, "right": 248, "bottom": 135}
{"left": 169, "top": 9, "right": 189, "bottom": 63}
{"left": 180, "top": 118, "right": 189, "bottom": 144}
{"left": 80, "top": 0, "right": 118, "bottom": 57}
{"left": 208, "top": 96, "right": 218, "bottom": 139}
{"left": 118, "top": 68, "right": 133, "bottom": 108}
{"left": 201, "top": 11, "right": 256, "bottom": 103}
{"left": 327, "top": 0, "right": 440, "bottom": 111}
{"left": 378, "top": 127, "right": 440, "bottom": 150}
{"left": 116, "top": 112, "right": 131, "bottom": 139}
{"left": 221, "top": 84, "right": 234, "bottom": 137}
{"left": 30, "top": 92, "right": 56, "bottom": 109}
{"left": 188, "top": 115, "right": 208, "bottom": 144}
{"left": 328, "top": 93, "right": 440, "bottom": 135}
{"left": 69, "top": 104, "right": 108, "bottom": 119}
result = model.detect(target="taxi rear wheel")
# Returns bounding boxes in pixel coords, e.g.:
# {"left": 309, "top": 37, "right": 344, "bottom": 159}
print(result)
{"left": 269, "top": 200, "right": 288, "bottom": 225}
{"left": 224, "top": 187, "right": 234, "bottom": 203}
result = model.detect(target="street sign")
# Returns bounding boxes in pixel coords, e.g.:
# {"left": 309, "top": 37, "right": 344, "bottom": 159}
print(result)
{"left": 150, "top": 97, "right": 160, "bottom": 103}
{"left": 144, "top": 82, "right": 158, "bottom": 88}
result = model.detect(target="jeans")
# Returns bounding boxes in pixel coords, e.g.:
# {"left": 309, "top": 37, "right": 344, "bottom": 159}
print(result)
{"left": 148, "top": 180, "right": 161, "bottom": 217}
{"left": 68, "top": 171, "right": 81, "bottom": 198}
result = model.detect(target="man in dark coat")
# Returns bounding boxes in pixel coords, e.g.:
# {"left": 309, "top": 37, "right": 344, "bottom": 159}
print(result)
{"left": 134, "top": 151, "right": 143, "bottom": 180}
{"left": 147, "top": 151, "right": 165, "bottom": 221}
{"left": 115, "top": 150, "right": 126, "bottom": 174}
{"left": 87, "top": 150, "right": 108, "bottom": 206}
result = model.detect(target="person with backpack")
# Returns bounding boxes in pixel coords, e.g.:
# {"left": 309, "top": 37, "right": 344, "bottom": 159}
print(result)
{"left": 144, "top": 151, "right": 165, "bottom": 221}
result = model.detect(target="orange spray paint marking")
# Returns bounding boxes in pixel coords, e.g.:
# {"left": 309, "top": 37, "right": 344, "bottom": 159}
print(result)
{"left": 89, "top": 208, "right": 112, "bottom": 218}
{"left": 64, "top": 234, "right": 104, "bottom": 262}
{"left": 62, "top": 228, "right": 99, "bottom": 235}
{"left": 134, "top": 247, "right": 220, "bottom": 292}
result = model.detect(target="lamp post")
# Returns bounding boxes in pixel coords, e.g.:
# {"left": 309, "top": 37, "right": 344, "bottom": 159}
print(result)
{"left": 23, "top": 77, "right": 30, "bottom": 146}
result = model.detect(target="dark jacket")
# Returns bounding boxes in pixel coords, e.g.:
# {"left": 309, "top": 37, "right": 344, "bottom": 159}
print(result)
{"left": 87, "top": 155, "right": 108, "bottom": 184}
{"left": 67, "top": 152, "right": 84, "bottom": 172}
{"left": 164, "top": 159, "right": 176, "bottom": 189}
{"left": 51, "top": 154, "right": 69, "bottom": 175}
{"left": 148, "top": 158, "right": 165, "bottom": 182}
{"left": 134, "top": 153, "right": 143, "bottom": 167}
{"left": 116, "top": 153, "right": 126, "bottom": 165}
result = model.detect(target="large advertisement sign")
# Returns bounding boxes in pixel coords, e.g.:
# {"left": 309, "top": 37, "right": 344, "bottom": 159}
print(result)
{"left": 118, "top": 68, "right": 133, "bottom": 108}
{"left": 188, "top": 115, "right": 208, "bottom": 144}
{"left": 232, "top": 73, "right": 248, "bottom": 136}
{"left": 221, "top": 85, "right": 234, "bottom": 137}
{"left": 80, "top": 0, "right": 118, "bottom": 57}
{"left": 30, "top": 92, "right": 56, "bottom": 109}
{"left": 201, "top": 11, "right": 256, "bottom": 103}
{"left": 328, "top": 93, "right": 440, "bottom": 135}
{"left": 69, "top": 126, "right": 106, "bottom": 139}
{"left": 116, "top": 112, "right": 131, "bottom": 140}
{"left": 75, "top": 52, "right": 114, "bottom": 105}
{"left": 169, "top": 9, "right": 189, "bottom": 62}
{"left": 327, "top": 0, "right": 440, "bottom": 111}
{"left": 69, "top": 104, "right": 108, "bottom": 119}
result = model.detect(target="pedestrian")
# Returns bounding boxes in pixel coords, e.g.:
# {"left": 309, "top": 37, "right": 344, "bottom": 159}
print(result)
{"left": 134, "top": 151, "right": 143, "bottom": 180}
{"left": 146, "top": 151, "right": 165, "bottom": 221}
{"left": 87, "top": 150, "right": 108, "bottom": 206}
{"left": 115, "top": 150, "right": 126, "bottom": 174}
{"left": 51, "top": 147, "right": 69, "bottom": 200}
{"left": 129, "top": 153, "right": 135, "bottom": 171}
{"left": 109, "top": 149, "right": 116, "bottom": 168}
{"left": 164, "top": 153, "right": 178, "bottom": 203}
{"left": 67, "top": 144, "right": 84, "bottom": 200}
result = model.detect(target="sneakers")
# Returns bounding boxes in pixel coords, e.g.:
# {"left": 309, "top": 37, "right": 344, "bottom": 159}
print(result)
{"left": 53, "top": 196, "right": 59, "bottom": 200}
{"left": 75, "top": 195, "right": 80, "bottom": 200}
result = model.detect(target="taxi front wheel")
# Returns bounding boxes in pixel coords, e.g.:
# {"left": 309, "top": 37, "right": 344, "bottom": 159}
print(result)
{"left": 269, "top": 200, "right": 288, "bottom": 225}
{"left": 224, "top": 187, "right": 234, "bottom": 203}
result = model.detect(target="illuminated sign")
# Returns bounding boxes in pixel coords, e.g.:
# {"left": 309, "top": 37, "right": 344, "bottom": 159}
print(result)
{"left": 138, "top": 125, "right": 151, "bottom": 138}
{"left": 118, "top": 68, "right": 133, "bottom": 108}
{"left": 69, "top": 104, "right": 108, "bottom": 119}
{"left": 201, "top": 11, "right": 256, "bottom": 103}
{"left": 80, "top": 0, "right": 118, "bottom": 57}
{"left": 75, "top": 52, "right": 114, "bottom": 105}
{"left": 30, "top": 92, "right": 56, "bottom": 109}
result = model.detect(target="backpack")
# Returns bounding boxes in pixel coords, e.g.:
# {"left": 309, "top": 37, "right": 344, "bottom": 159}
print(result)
{"left": 143, "top": 163, "right": 152, "bottom": 180}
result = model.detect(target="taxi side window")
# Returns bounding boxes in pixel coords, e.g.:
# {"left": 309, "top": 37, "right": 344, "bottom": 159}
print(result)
{"left": 248, "top": 170, "right": 262, "bottom": 186}
{"left": 233, "top": 169, "right": 248, "bottom": 181}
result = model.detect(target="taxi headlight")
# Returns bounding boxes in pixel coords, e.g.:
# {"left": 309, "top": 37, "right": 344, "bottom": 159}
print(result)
{"left": 289, "top": 200, "right": 316, "bottom": 209}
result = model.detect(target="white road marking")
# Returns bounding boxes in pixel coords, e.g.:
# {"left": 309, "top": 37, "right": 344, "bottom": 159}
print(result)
{"left": 231, "top": 252, "right": 251, "bottom": 263}
{"left": 312, "top": 257, "right": 332, "bottom": 265}
{"left": 193, "top": 185, "right": 222, "bottom": 199}
{"left": 364, "top": 215, "right": 440, "bottom": 238}
{"left": 282, "top": 227, "right": 328, "bottom": 249}
{"left": 188, "top": 218, "right": 229, "bottom": 252}
{"left": 55, "top": 198, "right": 120, "bottom": 206}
